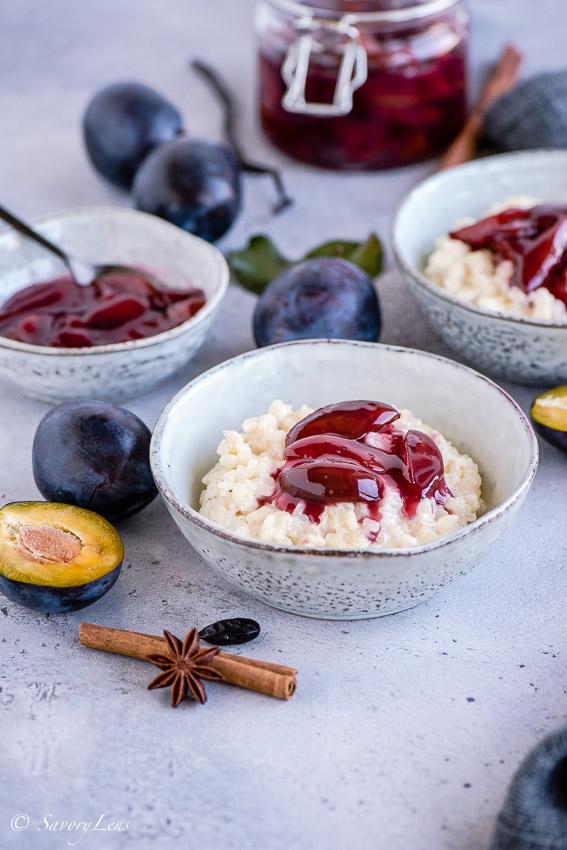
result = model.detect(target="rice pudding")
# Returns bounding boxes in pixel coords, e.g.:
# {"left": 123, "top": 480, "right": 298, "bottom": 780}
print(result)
{"left": 425, "top": 197, "right": 567, "bottom": 321}
{"left": 199, "top": 400, "right": 482, "bottom": 550}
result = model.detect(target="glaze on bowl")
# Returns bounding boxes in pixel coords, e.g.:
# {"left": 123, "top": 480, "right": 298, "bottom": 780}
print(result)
{"left": 393, "top": 150, "right": 567, "bottom": 385}
{"left": 151, "top": 340, "right": 538, "bottom": 620}
{"left": 0, "top": 207, "right": 229, "bottom": 402}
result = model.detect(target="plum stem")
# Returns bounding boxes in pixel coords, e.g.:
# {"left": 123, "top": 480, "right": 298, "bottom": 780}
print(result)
{"left": 191, "top": 59, "right": 293, "bottom": 215}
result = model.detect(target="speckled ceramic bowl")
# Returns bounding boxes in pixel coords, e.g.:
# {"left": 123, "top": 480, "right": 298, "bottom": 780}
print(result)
{"left": 0, "top": 206, "right": 229, "bottom": 402}
{"left": 393, "top": 150, "right": 567, "bottom": 386}
{"left": 151, "top": 340, "right": 538, "bottom": 620}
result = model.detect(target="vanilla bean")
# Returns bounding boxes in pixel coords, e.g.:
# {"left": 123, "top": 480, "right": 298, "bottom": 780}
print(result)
{"left": 192, "top": 59, "right": 293, "bottom": 214}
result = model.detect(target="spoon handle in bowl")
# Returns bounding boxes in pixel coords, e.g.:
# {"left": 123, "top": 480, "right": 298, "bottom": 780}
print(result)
{"left": 0, "top": 203, "right": 72, "bottom": 269}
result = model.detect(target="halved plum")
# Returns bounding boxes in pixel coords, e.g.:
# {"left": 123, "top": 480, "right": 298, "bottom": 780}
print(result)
{"left": 284, "top": 434, "right": 388, "bottom": 471}
{"left": 280, "top": 459, "right": 383, "bottom": 505}
{"left": 530, "top": 385, "right": 567, "bottom": 455}
{"left": 450, "top": 205, "right": 567, "bottom": 304}
{"left": 285, "top": 401, "right": 399, "bottom": 446}
{"left": 263, "top": 400, "right": 451, "bottom": 523}
{"left": 401, "top": 430, "right": 445, "bottom": 493}
{"left": 0, "top": 502, "right": 124, "bottom": 613}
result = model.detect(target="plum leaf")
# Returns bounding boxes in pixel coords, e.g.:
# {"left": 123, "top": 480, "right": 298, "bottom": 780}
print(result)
{"left": 344, "top": 233, "right": 383, "bottom": 278}
{"left": 227, "top": 235, "right": 291, "bottom": 295}
{"left": 228, "top": 232, "right": 383, "bottom": 294}
{"left": 305, "top": 234, "right": 383, "bottom": 277}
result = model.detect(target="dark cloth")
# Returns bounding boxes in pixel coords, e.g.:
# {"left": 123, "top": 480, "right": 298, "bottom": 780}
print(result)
{"left": 484, "top": 71, "right": 567, "bottom": 151}
{"left": 492, "top": 726, "right": 567, "bottom": 850}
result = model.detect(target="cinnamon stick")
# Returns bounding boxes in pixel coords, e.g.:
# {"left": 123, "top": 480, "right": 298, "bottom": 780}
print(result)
{"left": 439, "top": 44, "right": 523, "bottom": 170}
{"left": 79, "top": 622, "right": 297, "bottom": 700}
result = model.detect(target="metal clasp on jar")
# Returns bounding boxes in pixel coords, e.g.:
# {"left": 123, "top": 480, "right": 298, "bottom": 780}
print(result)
{"left": 281, "top": 17, "right": 367, "bottom": 116}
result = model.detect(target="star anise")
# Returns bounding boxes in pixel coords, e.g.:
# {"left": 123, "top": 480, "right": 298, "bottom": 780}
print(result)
{"left": 147, "top": 628, "right": 223, "bottom": 707}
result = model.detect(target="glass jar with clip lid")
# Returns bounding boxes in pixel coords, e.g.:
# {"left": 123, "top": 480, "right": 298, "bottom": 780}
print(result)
{"left": 256, "top": 0, "right": 469, "bottom": 169}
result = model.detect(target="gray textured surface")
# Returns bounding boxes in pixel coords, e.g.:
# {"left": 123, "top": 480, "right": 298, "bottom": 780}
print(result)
{"left": 1, "top": 1, "right": 566, "bottom": 848}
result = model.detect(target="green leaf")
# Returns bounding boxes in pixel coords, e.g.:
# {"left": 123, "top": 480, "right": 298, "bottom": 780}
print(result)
{"left": 345, "top": 233, "right": 383, "bottom": 278}
{"left": 305, "top": 233, "right": 383, "bottom": 277}
{"left": 305, "top": 239, "right": 361, "bottom": 261}
{"left": 227, "top": 235, "right": 291, "bottom": 295}
{"left": 228, "top": 232, "right": 384, "bottom": 295}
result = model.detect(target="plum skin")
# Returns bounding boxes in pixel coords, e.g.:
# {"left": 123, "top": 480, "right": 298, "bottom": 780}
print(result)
{"left": 0, "top": 564, "right": 122, "bottom": 614}
{"left": 530, "top": 388, "right": 567, "bottom": 455}
{"left": 83, "top": 82, "right": 183, "bottom": 189}
{"left": 0, "top": 501, "right": 124, "bottom": 614}
{"left": 253, "top": 258, "right": 382, "bottom": 347}
{"left": 32, "top": 400, "right": 158, "bottom": 522}
{"left": 533, "top": 422, "right": 567, "bottom": 455}
{"left": 133, "top": 138, "right": 242, "bottom": 242}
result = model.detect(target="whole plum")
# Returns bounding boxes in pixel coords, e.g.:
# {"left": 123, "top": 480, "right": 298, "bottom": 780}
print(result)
{"left": 253, "top": 257, "right": 381, "bottom": 347}
{"left": 133, "top": 138, "right": 241, "bottom": 242}
{"left": 83, "top": 82, "right": 183, "bottom": 189}
{"left": 32, "top": 400, "right": 157, "bottom": 522}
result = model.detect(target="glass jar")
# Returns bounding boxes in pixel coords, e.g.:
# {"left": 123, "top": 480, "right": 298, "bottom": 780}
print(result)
{"left": 256, "top": 0, "right": 469, "bottom": 170}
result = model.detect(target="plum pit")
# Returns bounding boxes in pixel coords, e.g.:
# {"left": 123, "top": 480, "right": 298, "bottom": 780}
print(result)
{"left": 16, "top": 524, "right": 82, "bottom": 564}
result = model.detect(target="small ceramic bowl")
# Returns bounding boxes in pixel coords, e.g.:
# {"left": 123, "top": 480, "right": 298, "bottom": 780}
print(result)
{"left": 151, "top": 340, "right": 538, "bottom": 620}
{"left": 0, "top": 206, "right": 229, "bottom": 403}
{"left": 393, "top": 150, "right": 567, "bottom": 386}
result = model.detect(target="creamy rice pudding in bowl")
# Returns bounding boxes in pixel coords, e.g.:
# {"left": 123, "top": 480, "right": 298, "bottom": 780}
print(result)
{"left": 393, "top": 150, "right": 567, "bottom": 385}
{"left": 151, "top": 340, "right": 538, "bottom": 620}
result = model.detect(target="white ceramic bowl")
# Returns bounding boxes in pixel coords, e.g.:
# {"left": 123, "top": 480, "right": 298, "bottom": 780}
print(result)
{"left": 0, "top": 206, "right": 229, "bottom": 402}
{"left": 393, "top": 150, "right": 567, "bottom": 386}
{"left": 151, "top": 340, "right": 538, "bottom": 620}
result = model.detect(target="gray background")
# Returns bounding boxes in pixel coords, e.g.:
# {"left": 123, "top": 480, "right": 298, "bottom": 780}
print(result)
{"left": 1, "top": 1, "right": 566, "bottom": 848}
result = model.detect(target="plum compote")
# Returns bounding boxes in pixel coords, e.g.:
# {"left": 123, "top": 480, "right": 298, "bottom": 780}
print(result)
{"left": 451, "top": 205, "right": 567, "bottom": 307}
{"left": 257, "top": 0, "right": 469, "bottom": 169}
{"left": 0, "top": 271, "right": 206, "bottom": 347}
{"left": 261, "top": 400, "right": 450, "bottom": 523}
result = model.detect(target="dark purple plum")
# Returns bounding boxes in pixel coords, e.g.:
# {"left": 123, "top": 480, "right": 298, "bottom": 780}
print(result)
{"left": 83, "top": 82, "right": 183, "bottom": 189}
{"left": 132, "top": 138, "right": 241, "bottom": 242}
{"left": 0, "top": 568, "right": 122, "bottom": 615}
{"left": 32, "top": 400, "right": 157, "bottom": 522}
{"left": 253, "top": 257, "right": 381, "bottom": 347}
{"left": 0, "top": 502, "right": 124, "bottom": 614}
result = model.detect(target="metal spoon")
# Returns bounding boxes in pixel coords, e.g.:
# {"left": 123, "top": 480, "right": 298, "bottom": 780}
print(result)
{"left": 0, "top": 203, "right": 163, "bottom": 287}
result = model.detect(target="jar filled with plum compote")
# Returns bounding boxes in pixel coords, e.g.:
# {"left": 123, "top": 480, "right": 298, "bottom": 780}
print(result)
{"left": 256, "top": 0, "right": 469, "bottom": 169}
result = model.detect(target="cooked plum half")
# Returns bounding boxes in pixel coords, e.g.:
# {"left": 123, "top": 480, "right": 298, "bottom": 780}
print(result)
{"left": 530, "top": 385, "right": 567, "bottom": 455}
{"left": 286, "top": 401, "right": 399, "bottom": 445}
{"left": 32, "top": 400, "right": 158, "bottom": 521}
{"left": 0, "top": 502, "right": 124, "bottom": 613}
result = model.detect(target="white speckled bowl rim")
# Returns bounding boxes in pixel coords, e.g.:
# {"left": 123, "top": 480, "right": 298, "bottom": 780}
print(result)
{"left": 150, "top": 339, "right": 539, "bottom": 559}
{"left": 392, "top": 149, "right": 567, "bottom": 330}
{"left": 0, "top": 205, "right": 229, "bottom": 357}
